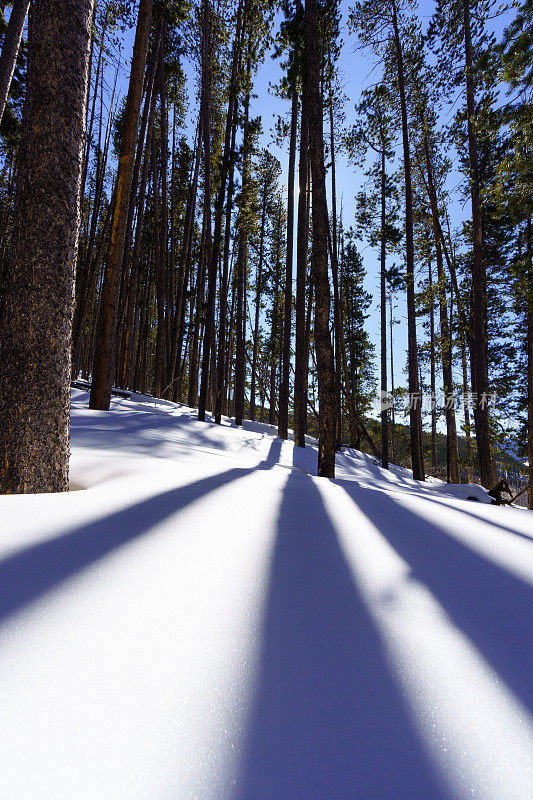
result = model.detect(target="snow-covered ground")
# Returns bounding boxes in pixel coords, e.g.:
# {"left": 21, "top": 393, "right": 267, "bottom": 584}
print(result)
{"left": 1, "top": 389, "right": 532, "bottom": 800}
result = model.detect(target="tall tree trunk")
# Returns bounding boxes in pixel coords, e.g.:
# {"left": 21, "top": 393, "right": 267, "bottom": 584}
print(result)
{"left": 0, "top": 0, "right": 94, "bottom": 493}
{"left": 268, "top": 252, "right": 281, "bottom": 426}
{"left": 188, "top": 214, "right": 207, "bottom": 408}
{"left": 197, "top": 0, "right": 215, "bottom": 420}
{"left": 250, "top": 180, "right": 268, "bottom": 421}
{"left": 421, "top": 131, "right": 459, "bottom": 482}
{"left": 293, "top": 76, "right": 309, "bottom": 448}
{"left": 234, "top": 55, "right": 252, "bottom": 427}
{"left": 171, "top": 129, "right": 201, "bottom": 400}
{"left": 380, "top": 149, "right": 389, "bottom": 469}
{"left": 526, "top": 218, "right": 533, "bottom": 509}
{"left": 392, "top": 0, "right": 425, "bottom": 480}
{"left": 214, "top": 114, "right": 238, "bottom": 421}
{"left": 213, "top": 0, "right": 244, "bottom": 423}
{"left": 305, "top": 0, "right": 336, "bottom": 477}
{"left": 0, "top": 0, "right": 29, "bottom": 125}
{"left": 328, "top": 69, "right": 342, "bottom": 450}
{"left": 460, "top": 330, "right": 473, "bottom": 481}
{"left": 153, "top": 28, "right": 170, "bottom": 397}
{"left": 119, "top": 29, "right": 162, "bottom": 389}
{"left": 462, "top": 0, "right": 495, "bottom": 488}
{"left": 428, "top": 259, "right": 438, "bottom": 470}
{"left": 80, "top": 8, "right": 105, "bottom": 207}
{"left": 89, "top": 0, "right": 153, "bottom": 410}
{"left": 389, "top": 293, "right": 396, "bottom": 462}
{"left": 278, "top": 89, "right": 298, "bottom": 439}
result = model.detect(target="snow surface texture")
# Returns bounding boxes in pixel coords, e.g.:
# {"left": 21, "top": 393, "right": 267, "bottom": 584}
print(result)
{"left": 0, "top": 389, "right": 532, "bottom": 800}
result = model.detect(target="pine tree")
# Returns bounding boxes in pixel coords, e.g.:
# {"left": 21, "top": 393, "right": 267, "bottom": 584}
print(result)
{"left": 0, "top": 0, "right": 95, "bottom": 493}
{"left": 90, "top": 0, "right": 154, "bottom": 411}
{"left": 349, "top": 82, "right": 400, "bottom": 468}
{"left": 305, "top": 0, "right": 336, "bottom": 477}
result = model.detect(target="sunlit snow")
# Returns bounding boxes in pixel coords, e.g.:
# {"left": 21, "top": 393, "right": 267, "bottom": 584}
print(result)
{"left": 0, "top": 389, "right": 531, "bottom": 799}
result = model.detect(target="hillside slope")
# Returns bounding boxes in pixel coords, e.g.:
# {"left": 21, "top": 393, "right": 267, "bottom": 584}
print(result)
{"left": 0, "top": 389, "right": 532, "bottom": 799}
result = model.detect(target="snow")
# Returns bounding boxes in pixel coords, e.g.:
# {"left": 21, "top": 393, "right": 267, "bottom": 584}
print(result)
{"left": 0, "top": 389, "right": 532, "bottom": 800}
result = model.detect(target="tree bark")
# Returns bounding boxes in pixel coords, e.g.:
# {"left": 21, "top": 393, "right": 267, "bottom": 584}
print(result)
{"left": 428, "top": 259, "right": 438, "bottom": 470}
{"left": 0, "top": 0, "right": 29, "bottom": 125}
{"left": 327, "top": 72, "right": 343, "bottom": 451}
{"left": 293, "top": 76, "right": 309, "bottom": 448}
{"left": 89, "top": 0, "right": 153, "bottom": 411}
{"left": 380, "top": 149, "right": 389, "bottom": 469}
{"left": 526, "top": 218, "right": 533, "bottom": 509}
{"left": 392, "top": 0, "right": 425, "bottom": 480}
{"left": 278, "top": 89, "right": 298, "bottom": 439}
{"left": 234, "top": 54, "right": 252, "bottom": 427}
{"left": 305, "top": 0, "right": 336, "bottom": 477}
{"left": 421, "top": 131, "right": 459, "bottom": 482}
{"left": 462, "top": 0, "right": 496, "bottom": 487}
{"left": 213, "top": 0, "right": 244, "bottom": 423}
{"left": 0, "top": 0, "right": 94, "bottom": 493}
{"left": 198, "top": 0, "right": 215, "bottom": 420}
{"left": 250, "top": 178, "right": 268, "bottom": 421}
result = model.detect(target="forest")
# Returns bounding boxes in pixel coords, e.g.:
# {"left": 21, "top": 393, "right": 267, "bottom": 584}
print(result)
{"left": 0, "top": 0, "right": 531, "bottom": 505}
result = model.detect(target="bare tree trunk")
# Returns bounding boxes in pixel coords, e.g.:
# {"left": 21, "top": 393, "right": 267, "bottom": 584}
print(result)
{"left": 305, "top": 0, "right": 336, "bottom": 477}
{"left": 293, "top": 77, "right": 309, "bottom": 448}
{"left": 278, "top": 89, "right": 298, "bottom": 439}
{"left": 428, "top": 259, "right": 438, "bottom": 470}
{"left": 0, "top": 0, "right": 94, "bottom": 493}
{"left": 526, "top": 218, "right": 533, "bottom": 509}
{"left": 89, "top": 0, "right": 153, "bottom": 410}
{"left": 250, "top": 179, "right": 268, "bottom": 421}
{"left": 198, "top": 0, "right": 215, "bottom": 420}
{"left": 234, "top": 55, "right": 252, "bottom": 427}
{"left": 392, "top": 0, "right": 425, "bottom": 480}
{"left": 463, "top": 0, "right": 495, "bottom": 488}
{"left": 421, "top": 132, "right": 459, "bottom": 482}
{"left": 188, "top": 214, "right": 207, "bottom": 407}
{"left": 389, "top": 293, "right": 396, "bottom": 462}
{"left": 327, "top": 70, "right": 343, "bottom": 451}
{"left": 120, "top": 29, "right": 161, "bottom": 389}
{"left": 380, "top": 149, "right": 389, "bottom": 468}
{"left": 213, "top": 0, "right": 244, "bottom": 423}
{"left": 172, "top": 122, "right": 201, "bottom": 400}
{"left": 0, "top": 0, "right": 29, "bottom": 125}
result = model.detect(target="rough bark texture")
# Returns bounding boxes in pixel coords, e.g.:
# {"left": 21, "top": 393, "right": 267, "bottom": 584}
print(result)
{"left": 278, "top": 90, "right": 298, "bottom": 439}
{"left": 462, "top": 0, "right": 496, "bottom": 488}
{"left": 293, "top": 79, "right": 309, "bottom": 448}
{"left": 0, "top": 0, "right": 30, "bottom": 124}
{"left": 234, "top": 56, "right": 252, "bottom": 428}
{"left": 392, "top": 1, "right": 425, "bottom": 481}
{"left": 380, "top": 150, "right": 389, "bottom": 469}
{"left": 428, "top": 260, "right": 438, "bottom": 469}
{"left": 0, "top": 0, "right": 94, "bottom": 493}
{"left": 422, "top": 133, "right": 459, "bottom": 482}
{"left": 250, "top": 177, "right": 268, "bottom": 422}
{"left": 526, "top": 219, "right": 533, "bottom": 509}
{"left": 210, "top": 0, "right": 243, "bottom": 423}
{"left": 89, "top": 0, "right": 153, "bottom": 411}
{"left": 305, "top": 0, "right": 336, "bottom": 478}
{"left": 197, "top": 0, "right": 216, "bottom": 421}
{"left": 214, "top": 107, "right": 238, "bottom": 422}
{"left": 328, "top": 80, "right": 342, "bottom": 450}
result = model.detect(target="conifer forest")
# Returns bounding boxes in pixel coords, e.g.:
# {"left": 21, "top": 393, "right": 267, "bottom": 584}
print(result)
{"left": 0, "top": 0, "right": 531, "bottom": 506}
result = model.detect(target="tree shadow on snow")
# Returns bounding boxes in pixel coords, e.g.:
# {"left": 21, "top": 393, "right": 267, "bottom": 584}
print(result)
{"left": 338, "top": 480, "right": 533, "bottom": 715}
{"left": 0, "top": 438, "right": 286, "bottom": 627}
{"left": 401, "top": 491, "right": 533, "bottom": 542}
{"left": 234, "top": 471, "right": 450, "bottom": 800}
{"left": 0, "top": 467, "right": 258, "bottom": 627}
